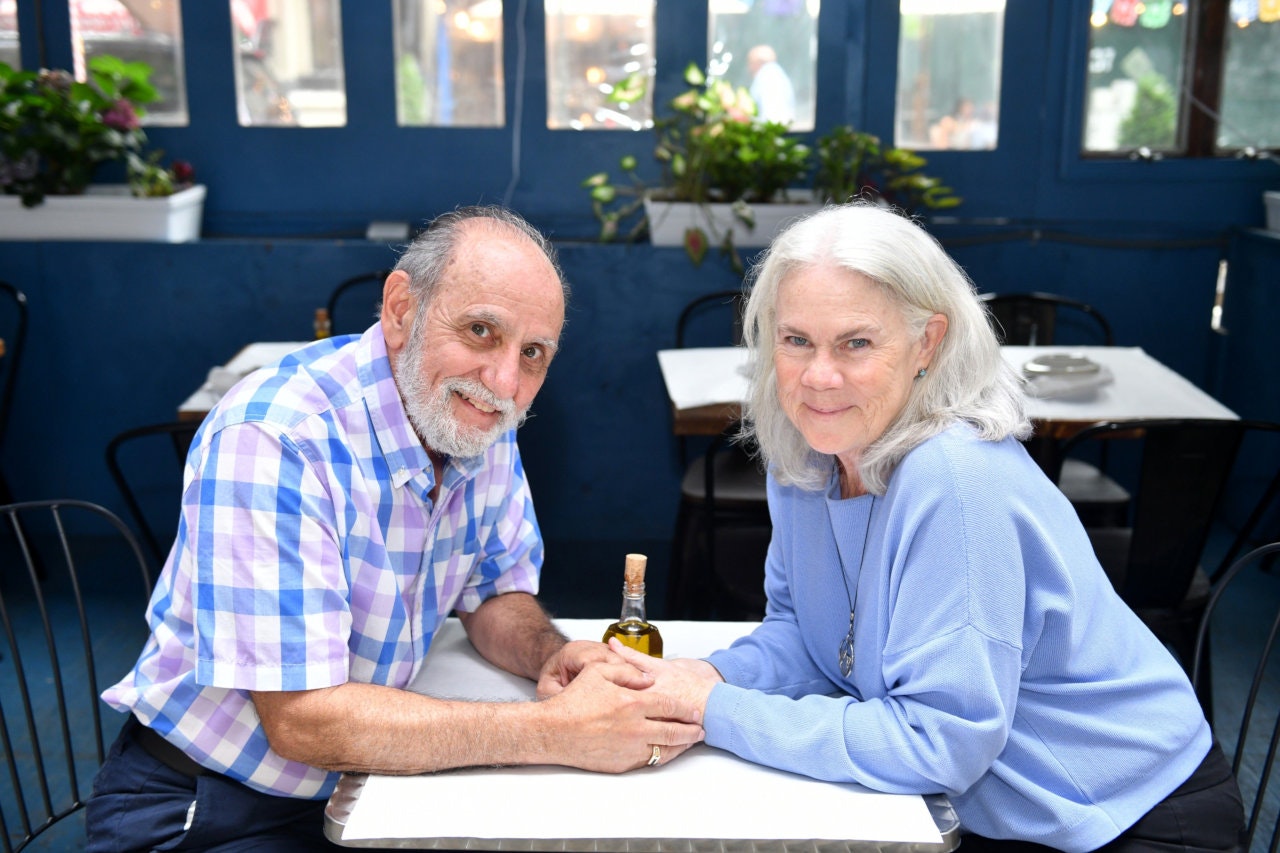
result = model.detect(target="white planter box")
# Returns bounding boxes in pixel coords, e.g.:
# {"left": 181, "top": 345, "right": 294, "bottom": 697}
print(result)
{"left": 644, "top": 191, "right": 822, "bottom": 248}
{"left": 0, "top": 184, "right": 206, "bottom": 242}
{"left": 1266, "top": 191, "right": 1280, "bottom": 234}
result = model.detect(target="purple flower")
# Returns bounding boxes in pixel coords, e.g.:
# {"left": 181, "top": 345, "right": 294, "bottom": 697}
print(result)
{"left": 101, "top": 99, "right": 140, "bottom": 130}
{"left": 171, "top": 159, "right": 195, "bottom": 184}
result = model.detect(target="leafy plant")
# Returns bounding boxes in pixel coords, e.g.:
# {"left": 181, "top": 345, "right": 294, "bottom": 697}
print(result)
{"left": 584, "top": 63, "right": 811, "bottom": 270}
{"left": 813, "top": 125, "right": 961, "bottom": 212}
{"left": 583, "top": 63, "right": 959, "bottom": 271}
{"left": 0, "top": 55, "right": 193, "bottom": 207}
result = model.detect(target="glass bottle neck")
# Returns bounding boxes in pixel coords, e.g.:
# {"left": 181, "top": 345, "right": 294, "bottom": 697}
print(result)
{"left": 619, "top": 583, "right": 647, "bottom": 622}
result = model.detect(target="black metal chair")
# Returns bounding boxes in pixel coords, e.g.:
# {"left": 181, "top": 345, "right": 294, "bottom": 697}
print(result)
{"left": 105, "top": 421, "right": 199, "bottom": 571}
{"left": 1191, "top": 540, "right": 1280, "bottom": 853}
{"left": 326, "top": 270, "right": 391, "bottom": 336}
{"left": 0, "top": 499, "right": 153, "bottom": 852}
{"left": 979, "top": 290, "right": 1129, "bottom": 527}
{"left": 667, "top": 290, "right": 771, "bottom": 620}
{"left": 1054, "top": 418, "right": 1280, "bottom": 709}
{"left": 0, "top": 281, "right": 30, "bottom": 507}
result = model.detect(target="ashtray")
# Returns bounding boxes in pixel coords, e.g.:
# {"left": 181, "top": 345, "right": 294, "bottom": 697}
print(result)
{"left": 1022, "top": 354, "right": 1102, "bottom": 376}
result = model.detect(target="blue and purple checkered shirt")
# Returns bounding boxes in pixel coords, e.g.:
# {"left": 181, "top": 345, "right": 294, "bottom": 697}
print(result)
{"left": 102, "top": 325, "right": 544, "bottom": 799}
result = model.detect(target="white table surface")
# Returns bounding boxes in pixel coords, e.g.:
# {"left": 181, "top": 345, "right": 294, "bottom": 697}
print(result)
{"left": 658, "top": 345, "right": 1237, "bottom": 426}
{"left": 324, "top": 618, "right": 958, "bottom": 851}
{"left": 178, "top": 341, "right": 311, "bottom": 418}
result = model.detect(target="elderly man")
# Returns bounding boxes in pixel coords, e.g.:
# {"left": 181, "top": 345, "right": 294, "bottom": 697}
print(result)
{"left": 86, "top": 207, "right": 704, "bottom": 851}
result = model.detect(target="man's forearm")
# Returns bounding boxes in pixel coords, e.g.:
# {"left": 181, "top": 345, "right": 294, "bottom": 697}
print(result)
{"left": 459, "top": 591, "right": 567, "bottom": 680}
{"left": 252, "top": 681, "right": 559, "bottom": 775}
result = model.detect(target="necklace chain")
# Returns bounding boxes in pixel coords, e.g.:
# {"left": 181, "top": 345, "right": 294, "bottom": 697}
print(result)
{"left": 836, "top": 495, "right": 875, "bottom": 678}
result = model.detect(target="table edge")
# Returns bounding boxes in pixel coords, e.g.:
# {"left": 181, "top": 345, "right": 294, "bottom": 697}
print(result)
{"left": 324, "top": 773, "right": 960, "bottom": 852}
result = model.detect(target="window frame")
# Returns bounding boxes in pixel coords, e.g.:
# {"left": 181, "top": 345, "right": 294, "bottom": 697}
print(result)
{"left": 1059, "top": 0, "right": 1273, "bottom": 185}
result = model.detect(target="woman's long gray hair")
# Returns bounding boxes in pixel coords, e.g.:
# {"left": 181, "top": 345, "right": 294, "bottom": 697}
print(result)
{"left": 740, "top": 202, "right": 1030, "bottom": 494}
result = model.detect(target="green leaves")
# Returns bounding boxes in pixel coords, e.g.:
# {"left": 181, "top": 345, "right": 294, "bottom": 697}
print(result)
{"left": 0, "top": 55, "right": 178, "bottom": 207}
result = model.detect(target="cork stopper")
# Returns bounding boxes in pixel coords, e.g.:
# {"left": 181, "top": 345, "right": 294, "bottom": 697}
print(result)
{"left": 623, "top": 553, "right": 648, "bottom": 591}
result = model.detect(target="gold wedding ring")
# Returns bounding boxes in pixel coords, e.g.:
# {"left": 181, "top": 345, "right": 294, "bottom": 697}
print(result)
{"left": 647, "top": 745, "right": 661, "bottom": 766}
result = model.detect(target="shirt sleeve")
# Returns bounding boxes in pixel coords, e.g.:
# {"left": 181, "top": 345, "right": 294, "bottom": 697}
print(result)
{"left": 454, "top": 440, "right": 543, "bottom": 613}
{"left": 188, "top": 421, "right": 352, "bottom": 692}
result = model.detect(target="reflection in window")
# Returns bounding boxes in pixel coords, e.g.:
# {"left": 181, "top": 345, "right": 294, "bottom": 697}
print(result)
{"left": 896, "top": 0, "right": 1003, "bottom": 151}
{"left": 1219, "top": 7, "right": 1280, "bottom": 151}
{"left": 394, "top": 0, "right": 504, "bottom": 126}
{"left": 0, "top": 0, "right": 18, "bottom": 69}
{"left": 708, "top": 0, "right": 819, "bottom": 131}
{"left": 71, "top": 0, "right": 188, "bottom": 126}
{"left": 231, "top": 0, "right": 346, "bottom": 127}
{"left": 1082, "top": 1, "right": 1188, "bottom": 153}
{"left": 545, "top": 0, "right": 654, "bottom": 130}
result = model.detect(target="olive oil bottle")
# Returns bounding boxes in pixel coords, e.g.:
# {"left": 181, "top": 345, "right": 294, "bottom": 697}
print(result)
{"left": 602, "top": 553, "right": 663, "bottom": 658}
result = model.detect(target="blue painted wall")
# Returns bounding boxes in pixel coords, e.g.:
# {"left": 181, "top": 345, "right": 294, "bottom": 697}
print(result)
{"left": 2, "top": 1, "right": 1278, "bottom": 579}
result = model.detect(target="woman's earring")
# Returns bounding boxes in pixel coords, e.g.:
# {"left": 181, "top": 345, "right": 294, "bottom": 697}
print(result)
{"left": 916, "top": 367, "right": 928, "bottom": 379}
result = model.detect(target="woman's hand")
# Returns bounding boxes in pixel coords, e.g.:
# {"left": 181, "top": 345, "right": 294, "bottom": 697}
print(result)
{"left": 608, "top": 639, "right": 724, "bottom": 720}
{"left": 537, "top": 640, "right": 650, "bottom": 699}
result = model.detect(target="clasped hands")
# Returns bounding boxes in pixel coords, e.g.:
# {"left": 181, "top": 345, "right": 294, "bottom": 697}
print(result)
{"left": 531, "top": 638, "right": 723, "bottom": 773}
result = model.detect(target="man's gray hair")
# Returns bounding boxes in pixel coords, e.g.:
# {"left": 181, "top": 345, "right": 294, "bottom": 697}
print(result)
{"left": 740, "top": 201, "right": 1030, "bottom": 494}
{"left": 394, "top": 205, "right": 570, "bottom": 308}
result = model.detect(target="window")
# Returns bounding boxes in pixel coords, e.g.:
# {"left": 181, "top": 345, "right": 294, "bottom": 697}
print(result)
{"left": 1083, "top": 0, "right": 1280, "bottom": 157}
{"left": 393, "top": 0, "right": 504, "bottom": 126}
{"left": 0, "top": 0, "right": 18, "bottom": 69}
{"left": 231, "top": 0, "right": 346, "bottom": 127}
{"left": 71, "top": 0, "right": 188, "bottom": 125}
{"left": 545, "top": 1, "right": 654, "bottom": 130}
{"left": 896, "top": 0, "right": 1003, "bottom": 151}
{"left": 707, "top": 0, "right": 820, "bottom": 132}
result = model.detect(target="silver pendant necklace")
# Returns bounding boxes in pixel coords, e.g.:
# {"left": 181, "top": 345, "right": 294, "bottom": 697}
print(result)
{"left": 837, "top": 495, "right": 875, "bottom": 678}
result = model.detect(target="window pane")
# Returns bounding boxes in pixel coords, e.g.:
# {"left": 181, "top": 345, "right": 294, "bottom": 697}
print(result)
{"left": 545, "top": 0, "right": 654, "bottom": 130}
{"left": 1082, "top": 0, "right": 1188, "bottom": 154}
{"left": 1218, "top": 8, "right": 1280, "bottom": 150}
{"left": 896, "top": 0, "right": 1003, "bottom": 151}
{"left": 708, "top": 0, "right": 819, "bottom": 132}
{"left": 1, "top": 0, "right": 18, "bottom": 69}
{"left": 72, "top": 0, "right": 188, "bottom": 126}
{"left": 394, "top": 0, "right": 504, "bottom": 126}
{"left": 231, "top": 0, "right": 346, "bottom": 127}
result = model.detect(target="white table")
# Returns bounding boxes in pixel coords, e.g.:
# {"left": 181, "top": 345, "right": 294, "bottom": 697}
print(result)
{"left": 177, "top": 341, "right": 311, "bottom": 421}
{"left": 658, "top": 345, "right": 1237, "bottom": 441}
{"left": 323, "top": 618, "right": 960, "bottom": 851}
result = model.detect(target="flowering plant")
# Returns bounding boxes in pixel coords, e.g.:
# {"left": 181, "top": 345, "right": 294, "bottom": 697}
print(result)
{"left": 0, "top": 55, "right": 194, "bottom": 207}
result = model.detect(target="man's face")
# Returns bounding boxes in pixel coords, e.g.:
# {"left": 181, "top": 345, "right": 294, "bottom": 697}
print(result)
{"left": 384, "top": 226, "right": 565, "bottom": 459}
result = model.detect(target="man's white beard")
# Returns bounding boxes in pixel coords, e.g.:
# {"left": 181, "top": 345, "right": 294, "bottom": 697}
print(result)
{"left": 395, "top": 332, "right": 527, "bottom": 459}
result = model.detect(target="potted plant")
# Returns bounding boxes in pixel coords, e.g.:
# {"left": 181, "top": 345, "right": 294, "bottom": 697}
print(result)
{"left": 0, "top": 55, "right": 203, "bottom": 242}
{"left": 583, "top": 63, "right": 960, "bottom": 272}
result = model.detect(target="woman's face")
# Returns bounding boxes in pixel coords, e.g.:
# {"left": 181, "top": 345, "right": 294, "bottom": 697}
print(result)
{"left": 773, "top": 264, "right": 945, "bottom": 477}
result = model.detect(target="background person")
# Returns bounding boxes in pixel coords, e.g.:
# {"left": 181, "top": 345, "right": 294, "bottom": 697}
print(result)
{"left": 605, "top": 202, "right": 1243, "bottom": 852}
{"left": 747, "top": 44, "right": 796, "bottom": 126}
{"left": 85, "top": 206, "right": 704, "bottom": 851}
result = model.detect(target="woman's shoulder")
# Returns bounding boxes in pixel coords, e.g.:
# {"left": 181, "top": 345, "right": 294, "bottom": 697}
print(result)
{"left": 894, "top": 423, "right": 1047, "bottom": 500}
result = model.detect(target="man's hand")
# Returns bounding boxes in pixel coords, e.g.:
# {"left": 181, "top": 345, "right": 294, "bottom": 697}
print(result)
{"left": 536, "top": 640, "right": 658, "bottom": 698}
{"left": 537, "top": 657, "right": 704, "bottom": 772}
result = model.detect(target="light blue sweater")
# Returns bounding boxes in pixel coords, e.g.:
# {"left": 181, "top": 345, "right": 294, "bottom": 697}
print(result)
{"left": 703, "top": 424, "right": 1211, "bottom": 852}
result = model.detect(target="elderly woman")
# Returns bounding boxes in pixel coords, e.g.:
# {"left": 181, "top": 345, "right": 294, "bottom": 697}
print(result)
{"left": 614, "top": 204, "right": 1243, "bottom": 851}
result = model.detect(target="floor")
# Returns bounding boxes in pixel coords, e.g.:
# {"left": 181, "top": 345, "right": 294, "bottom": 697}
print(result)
{"left": 1, "top": 531, "right": 1277, "bottom": 851}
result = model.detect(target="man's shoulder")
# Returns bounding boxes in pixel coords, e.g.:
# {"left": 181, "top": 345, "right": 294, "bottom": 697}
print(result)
{"left": 209, "top": 335, "right": 369, "bottom": 434}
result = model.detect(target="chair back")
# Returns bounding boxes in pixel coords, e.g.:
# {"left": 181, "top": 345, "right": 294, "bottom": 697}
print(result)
{"left": 0, "top": 500, "right": 152, "bottom": 852}
{"left": 326, "top": 270, "right": 390, "bottom": 337}
{"left": 675, "top": 289, "right": 748, "bottom": 349}
{"left": 979, "top": 291, "right": 1114, "bottom": 346}
{"left": 1058, "top": 419, "right": 1253, "bottom": 608}
{"left": 1190, "top": 541, "right": 1280, "bottom": 853}
{"left": 0, "top": 283, "right": 30, "bottom": 493}
{"left": 105, "top": 421, "right": 199, "bottom": 570}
